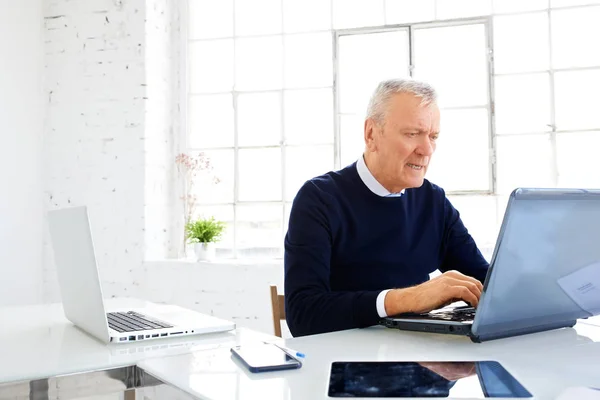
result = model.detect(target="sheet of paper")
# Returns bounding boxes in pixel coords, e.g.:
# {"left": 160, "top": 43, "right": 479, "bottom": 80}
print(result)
{"left": 557, "top": 261, "right": 600, "bottom": 315}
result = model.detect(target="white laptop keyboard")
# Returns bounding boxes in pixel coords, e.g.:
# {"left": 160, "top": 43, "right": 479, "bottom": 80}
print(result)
{"left": 107, "top": 311, "right": 173, "bottom": 332}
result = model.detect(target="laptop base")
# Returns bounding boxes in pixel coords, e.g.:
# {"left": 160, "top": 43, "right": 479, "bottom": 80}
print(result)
{"left": 380, "top": 318, "right": 472, "bottom": 336}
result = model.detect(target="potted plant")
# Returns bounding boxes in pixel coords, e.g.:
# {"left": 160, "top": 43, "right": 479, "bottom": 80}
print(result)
{"left": 185, "top": 217, "right": 225, "bottom": 261}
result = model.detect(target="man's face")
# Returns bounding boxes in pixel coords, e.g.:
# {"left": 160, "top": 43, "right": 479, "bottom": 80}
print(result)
{"left": 364, "top": 93, "right": 440, "bottom": 190}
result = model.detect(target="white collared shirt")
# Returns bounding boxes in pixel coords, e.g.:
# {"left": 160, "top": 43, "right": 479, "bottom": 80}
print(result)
{"left": 355, "top": 155, "right": 402, "bottom": 317}
{"left": 356, "top": 155, "right": 405, "bottom": 198}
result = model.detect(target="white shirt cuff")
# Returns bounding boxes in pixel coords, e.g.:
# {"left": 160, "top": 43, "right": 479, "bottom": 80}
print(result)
{"left": 376, "top": 289, "right": 391, "bottom": 318}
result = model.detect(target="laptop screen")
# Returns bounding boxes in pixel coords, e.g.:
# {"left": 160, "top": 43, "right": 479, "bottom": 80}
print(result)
{"left": 473, "top": 188, "right": 600, "bottom": 339}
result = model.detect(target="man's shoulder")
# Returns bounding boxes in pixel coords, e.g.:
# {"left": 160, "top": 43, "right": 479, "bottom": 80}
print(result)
{"left": 297, "top": 163, "right": 357, "bottom": 200}
{"left": 410, "top": 179, "right": 447, "bottom": 197}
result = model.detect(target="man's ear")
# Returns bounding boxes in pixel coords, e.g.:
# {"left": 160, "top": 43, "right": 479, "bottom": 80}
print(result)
{"left": 364, "top": 118, "right": 378, "bottom": 151}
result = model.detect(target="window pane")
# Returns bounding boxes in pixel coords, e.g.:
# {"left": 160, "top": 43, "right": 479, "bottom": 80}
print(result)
{"left": 236, "top": 204, "right": 283, "bottom": 258}
{"left": 235, "top": 37, "right": 282, "bottom": 91}
{"left": 340, "top": 115, "right": 365, "bottom": 167}
{"left": 284, "top": 33, "right": 333, "bottom": 88}
{"left": 283, "top": 0, "right": 331, "bottom": 33}
{"left": 413, "top": 24, "right": 488, "bottom": 107}
{"left": 285, "top": 145, "right": 334, "bottom": 200}
{"left": 189, "top": 40, "right": 234, "bottom": 93}
{"left": 435, "top": 0, "right": 491, "bottom": 19}
{"left": 285, "top": 89, "right": 334, "bottom": 145}
{"left": 338, "top": 31, "right": 410, "bottom": 114}
{"left": 551, "top": 7, "right": 600, "bottom": 69}
{"left": 554, "top": 69, "right": 600, "bottom": 131}
{"left": 552, "top": 0, "right": 600, "bottom": 8}
{"left": 235, "top": 0, "right": 281, "bottom": 36}
{"left": 494, "top": 73, "right": 551, "bottom": 134}
{"left": 189, "top": 0, "right": 233, "bottom": 39}
{"left": 556, "top": 131, "right": 600, "bottom": 188}
{"left": 189, "top": 150, "right": 234, "bottom": 204}
{"left": 238, "top": 148, "right": 282, "bottom": 201}
{"left": 446, "top": 195, "right": 498, "bottom": 258}
{"left": 495, "top": 134, "right": 554, "bottom": 194}
{"left": 188, "top": 94, "right": 234, "bottom": 148}
{"left": 385, "top": 0, "right": 435, "bottom": 24}
{"left": 493, "top": 13, "right": 549, "bottom": 74}
{"left": 493, "top": 0, "right": 548, "bottom": 13}
{"left": 237, "top": 92, "right": 281, "bottom": 147}
{"left": 332, "top": 0, "right": 385, "bottom": 29}
{"left": 426, "top": 108, "right": 490, "bottom": 192}
{"left": 193, "top": 205, "right": 234, "bottom": 259}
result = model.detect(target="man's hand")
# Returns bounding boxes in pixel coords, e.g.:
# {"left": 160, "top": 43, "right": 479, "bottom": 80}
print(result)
{"left": 384, "top": 270, "right": 483, "bottom": 316}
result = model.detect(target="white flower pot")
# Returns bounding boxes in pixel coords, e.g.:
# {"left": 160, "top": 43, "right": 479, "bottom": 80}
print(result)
{"left": 194, "top": 242, "right": 216, "bottom": 261}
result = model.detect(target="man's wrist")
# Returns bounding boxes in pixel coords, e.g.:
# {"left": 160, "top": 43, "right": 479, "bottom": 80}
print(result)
{"left": 384, "top": 287, "right": 416, "bottom": 316}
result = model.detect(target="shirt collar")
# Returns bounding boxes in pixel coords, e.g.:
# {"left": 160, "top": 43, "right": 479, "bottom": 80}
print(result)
{"left": 356, "top": 155, "right": 405, "bottom": 197}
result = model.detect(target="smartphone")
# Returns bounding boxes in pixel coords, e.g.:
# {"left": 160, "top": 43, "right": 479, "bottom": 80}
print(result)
{"left": 230, "top": 343, "right": 303, "bottom": 373}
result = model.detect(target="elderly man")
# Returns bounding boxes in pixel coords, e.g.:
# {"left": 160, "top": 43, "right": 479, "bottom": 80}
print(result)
{"left": 284, "top": 79, "right": 489, "bottom": 337}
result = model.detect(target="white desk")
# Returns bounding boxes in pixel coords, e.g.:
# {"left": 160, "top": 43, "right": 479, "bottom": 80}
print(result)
{"left": 0, "top": 298, "right": 247, "bottom": 385}
{"left": 2, "top": 300, "right": 600, "bottom": 400}
{"left": 138, "top": 322, "right": 600, "bottom": 400}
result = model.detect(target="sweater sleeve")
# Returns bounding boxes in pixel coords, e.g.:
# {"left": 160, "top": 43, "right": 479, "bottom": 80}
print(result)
{"left": 439, "top": 195, "right": 490, "bottom": 284}
{"left": 284, "top": 181, "right": 382, "bottom": 337}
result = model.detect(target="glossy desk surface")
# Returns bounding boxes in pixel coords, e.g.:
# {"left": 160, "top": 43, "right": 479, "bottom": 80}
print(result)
{"left": 139, "top": 320, "right": 600, "bottom": 400}
{"left": 0, "top": 298, "right": 249, "bottom": 385}
{"left": 2, "top": 299, "right": 599, "bottom": 400}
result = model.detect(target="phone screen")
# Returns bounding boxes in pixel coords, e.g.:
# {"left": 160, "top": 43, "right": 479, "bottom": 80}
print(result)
{"left": 328, "top": 361, "right": 531, "bottom": 398}
{"left": 231, "top": 344, "right": 301, "bottom": 370}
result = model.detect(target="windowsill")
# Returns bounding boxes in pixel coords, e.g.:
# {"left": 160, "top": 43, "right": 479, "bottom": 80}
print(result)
{"left": 144, "top": 257, "right": 284, "bottom": 268}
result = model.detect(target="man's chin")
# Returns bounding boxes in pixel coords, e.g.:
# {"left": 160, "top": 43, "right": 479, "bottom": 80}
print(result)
{"left": 404, "top": 177, "right": 426, "bottom": 189}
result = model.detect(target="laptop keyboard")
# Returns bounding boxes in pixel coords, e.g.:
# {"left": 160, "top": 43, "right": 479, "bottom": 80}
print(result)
{"left": 107, "top": 311, "right": 173, "bottom": 333}
{"left": 429, "top": 307, "right": 476, "bottom": 322}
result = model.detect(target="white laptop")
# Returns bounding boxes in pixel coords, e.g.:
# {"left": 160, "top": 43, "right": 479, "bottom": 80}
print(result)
{"left": 47, "top": 206, "right": 235, "bottom": 344}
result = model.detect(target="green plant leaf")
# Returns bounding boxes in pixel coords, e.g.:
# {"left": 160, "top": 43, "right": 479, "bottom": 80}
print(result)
{"left": 185, "top": 217, "right": 226, "bottom": 243}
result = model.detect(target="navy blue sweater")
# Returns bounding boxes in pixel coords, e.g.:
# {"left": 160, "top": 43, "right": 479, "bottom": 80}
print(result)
{"left": 284, "top": 163, "right": 490, "bottom": 337}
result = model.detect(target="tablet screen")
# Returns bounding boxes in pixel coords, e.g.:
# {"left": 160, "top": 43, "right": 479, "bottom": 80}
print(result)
{"left": 328, "top": 361, "right": 531, "bottom": 398}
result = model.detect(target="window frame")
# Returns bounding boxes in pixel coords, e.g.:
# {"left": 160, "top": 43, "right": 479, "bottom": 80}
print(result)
{"left": 334, "top": 17, "right": 496, "bottom": 195}
{"left": 181, "top": 1, "right": 600, "bottom": 259}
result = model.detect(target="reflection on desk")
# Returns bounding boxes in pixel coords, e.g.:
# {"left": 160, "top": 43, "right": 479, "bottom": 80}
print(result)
{"left": 138, "top": 323, "right": 600, "bottom": 400}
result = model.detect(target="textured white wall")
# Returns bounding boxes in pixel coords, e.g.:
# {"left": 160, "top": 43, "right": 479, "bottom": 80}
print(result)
{"left": 41, "top": 0, "right": 283, "bottom": 336}
{"left": 0, "top": 0, "right": 44, "bottom": 306}
{"left": 43, "top": 0, "right": 148, "bottom": 302}
{"left": 141, "top": 260, "right": 287, "bottom": 336}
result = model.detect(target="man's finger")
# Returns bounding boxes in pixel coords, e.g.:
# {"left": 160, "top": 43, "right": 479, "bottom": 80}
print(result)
{"left": 450, "top": 285, "right": 479, "bottom": 308}
{"left": 443, "top": 271, "right": 484, "bottom": 292}
{"left": 444, "top": 278, "right": 482, "bottom": 301}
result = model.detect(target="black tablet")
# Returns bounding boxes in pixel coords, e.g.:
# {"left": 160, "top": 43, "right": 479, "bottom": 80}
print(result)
{"left": 328, "top": 361, "right": 532, "bottom": 398}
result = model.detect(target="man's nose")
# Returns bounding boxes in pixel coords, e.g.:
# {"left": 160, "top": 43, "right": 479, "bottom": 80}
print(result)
{"left": 416, "top": 137, "right": 434, "bottom": 157}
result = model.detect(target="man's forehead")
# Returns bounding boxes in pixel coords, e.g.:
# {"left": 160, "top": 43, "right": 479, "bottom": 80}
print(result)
{"left": 386, "top": 101, "right": 440, "bottom": 130}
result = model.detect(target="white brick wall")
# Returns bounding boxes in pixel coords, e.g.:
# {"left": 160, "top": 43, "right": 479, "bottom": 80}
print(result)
{"left": 43, "top": 0, "right": 149, "bottom": 302}
{"left": 41, "top": 0, "right": 283, "bottom": 336}
{"left": 140, "top": 260, "right": 289, "bottom": 336}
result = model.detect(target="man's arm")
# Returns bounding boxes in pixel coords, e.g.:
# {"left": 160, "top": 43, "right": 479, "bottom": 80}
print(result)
{"left": 439, "top": 196, "right": 490, "bottom": 284}
{"left": 284, "top": 182, "right": 382, "bottom": 337}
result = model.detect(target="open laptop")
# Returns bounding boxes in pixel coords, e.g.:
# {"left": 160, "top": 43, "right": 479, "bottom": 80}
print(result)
{"left": 381, "top": 188, "right": 600, "bottom": 342}
{"left": 47, "top": 206, "right": 235, "bottom": 344}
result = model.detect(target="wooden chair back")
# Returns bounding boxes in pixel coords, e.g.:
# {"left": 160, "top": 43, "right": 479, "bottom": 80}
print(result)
{"left": 270, "top": 285, "right": 286, "bottom": 337}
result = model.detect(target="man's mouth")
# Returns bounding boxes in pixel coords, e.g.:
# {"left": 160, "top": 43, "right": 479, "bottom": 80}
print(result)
{"left": 407, "top": 163, "right": 424, "bottom": 170}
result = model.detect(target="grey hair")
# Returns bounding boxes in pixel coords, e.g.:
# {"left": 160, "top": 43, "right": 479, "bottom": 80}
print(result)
{"left": 366, "top": 79, "right": 437, "bottom": 124}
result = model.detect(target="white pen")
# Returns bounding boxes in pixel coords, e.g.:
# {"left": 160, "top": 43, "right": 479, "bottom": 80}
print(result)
{"left": 264, "top": 341, "right": 306, "bottom": 358}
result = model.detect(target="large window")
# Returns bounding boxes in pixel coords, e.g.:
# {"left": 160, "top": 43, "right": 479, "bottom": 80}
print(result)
{"left": 186, "top": 0, "right": 600, "bottom": 259}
